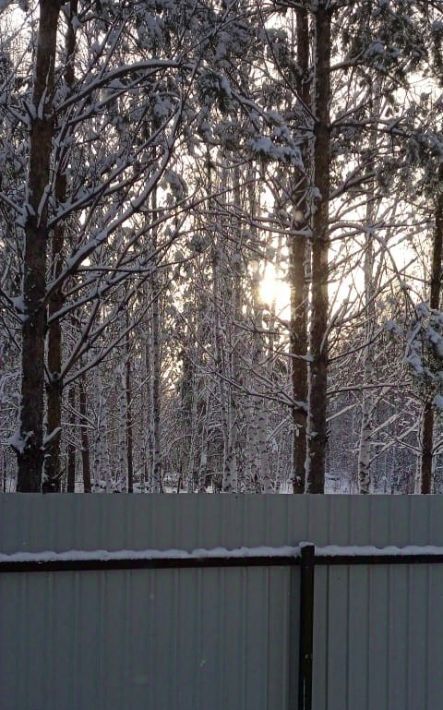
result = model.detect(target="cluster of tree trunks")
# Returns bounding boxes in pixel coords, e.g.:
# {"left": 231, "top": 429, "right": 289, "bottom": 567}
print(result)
{"left": 1, "top": 0, "right": 441, "bottom": 494}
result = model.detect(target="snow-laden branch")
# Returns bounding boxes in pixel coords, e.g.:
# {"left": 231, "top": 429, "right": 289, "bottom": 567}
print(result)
{"left": 57, "top": 59, "right": 190, "bottom": 113}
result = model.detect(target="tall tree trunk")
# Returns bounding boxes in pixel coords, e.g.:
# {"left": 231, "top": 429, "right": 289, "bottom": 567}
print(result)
{"left": 79, "top": 374, "right": 91, "bottom": 493}
{"left": 290, "top": 6, "right": 310, "bottom": 493}
{"left": 16, "top": 0, "right": 60, "bottom": 491}
{"left": 420, "top": 163, "right": 443, "bottom": 493}
{"left": 45, "top": 0, "right": 78, "bottom": 491}
{"left": 305, "top": 1, "right": 331, "bottom": 493}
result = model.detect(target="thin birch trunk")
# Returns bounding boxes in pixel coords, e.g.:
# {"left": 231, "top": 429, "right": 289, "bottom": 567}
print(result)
{"left": 206, "top": 154, "right": 231, "bottom": 491}
{"left": 181, "top": 348, "right": 196, "bottom": 491}
{"left": 93, "top": 371, "right": 105, "bottom": 490}
{"left": 79, "top": 373, "right": 91, "bottom": 493}
{"left": 125, "top": 329, "right": 134, "bottom": 493}
{"left": 117, "top": 367, "right": 126, "bottom": 487}
{"left": 224, "top": 167, "right": 243, "bottom": 492}
{"left": 357, "top": 84, "right": 382, "bottom": 494}
{"left": 195, "top": 300, "right": 209, "bottom": 493}
{"left": 144, "top": 312, "right": 154, "bottom": 489}
{"left": 66, "top": 384, "right": 76, "bottom": 492}
{"left": 219, "top": 166, "right": 238, "bottom": 493}
{"left": 214, "top": 249, "right": 231, "bottom": 492}
{"left": 150, "top": 186, "right": 162, "bottom": 493}
{"left": 248, "top": 265, "right": 265, "bottom": 491}
{"left": 151, "top": 279, "right": 162, "bottom": 492}
{"left": 197, "top": 390, "right": 210, "bottom": 492}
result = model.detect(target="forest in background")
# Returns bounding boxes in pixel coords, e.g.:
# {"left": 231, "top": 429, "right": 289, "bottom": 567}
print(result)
{"left": 0, "top": 0, "right": 442, "bottom": 494}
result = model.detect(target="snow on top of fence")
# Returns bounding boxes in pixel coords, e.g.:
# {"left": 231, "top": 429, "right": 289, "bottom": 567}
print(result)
{"left": 0, "top": 545, "right": 301, "bottom": 564}
{"left": 314, "top": 544, "right": 443, "bottom": 557}
{"left": 2, "top": 544, "right": 443, "bottom": 565}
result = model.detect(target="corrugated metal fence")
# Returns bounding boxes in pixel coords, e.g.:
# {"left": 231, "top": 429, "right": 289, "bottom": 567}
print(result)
{"left": 1, "top": 495, "right": 443, "bottom": 710}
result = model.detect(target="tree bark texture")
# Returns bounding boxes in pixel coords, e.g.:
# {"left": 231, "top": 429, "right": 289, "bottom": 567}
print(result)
{"left": 290, "top": 6, "right": 310, "bottom": 493}
{"left": 305, "top": 1, "right": 331, "bottom": 494}
{"left": 420, "top": 163, "right": 443, "bottom": 494}
{"left": 45, "top": 0, "right": 78, "bottom": 491}
{"left": 17, "top": 0, "right": 60, "bottom": 491}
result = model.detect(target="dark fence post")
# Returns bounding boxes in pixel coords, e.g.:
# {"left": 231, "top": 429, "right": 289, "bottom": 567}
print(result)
{"left": 298, "top": 543, "right": 315, "bottom": 710}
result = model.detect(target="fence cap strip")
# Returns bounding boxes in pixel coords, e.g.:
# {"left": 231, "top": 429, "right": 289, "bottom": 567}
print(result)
{"left": 3, "top": 544, "right": 443, "bottom": 572}
{"left": 315, "top": 544, "right": 443, "bottom": 558}
{"left": 0, "top": 545, "right": 302, "bottom": 565}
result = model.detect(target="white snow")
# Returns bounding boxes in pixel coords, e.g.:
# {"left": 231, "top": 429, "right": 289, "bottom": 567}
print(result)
{"left": 6, "top": 431, "right": 28, "bottom": 454}
{"left": 2, "top": 544, "right": 443, "bottom": 565}
{"left": 315, "top": 544, "right": 443, "bottom": 558}
{"left": 0, "top": 545, "right": 301, "bottom": 564}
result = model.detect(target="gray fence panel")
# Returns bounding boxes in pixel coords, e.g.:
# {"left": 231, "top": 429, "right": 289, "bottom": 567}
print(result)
{"left": 311, "top": 496, "right": 443, "bottom": 710}
{"left": 4, "top": 494, "right": 443, "bottom": 554}
{"left": 2, "top": 494, "right": 443, "bottom": 710}
{"left": 0, "top": 565, "right": 293, "bottom": 710}
{"left": 320, "top": 562, "right": 437, "bottom": 710}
